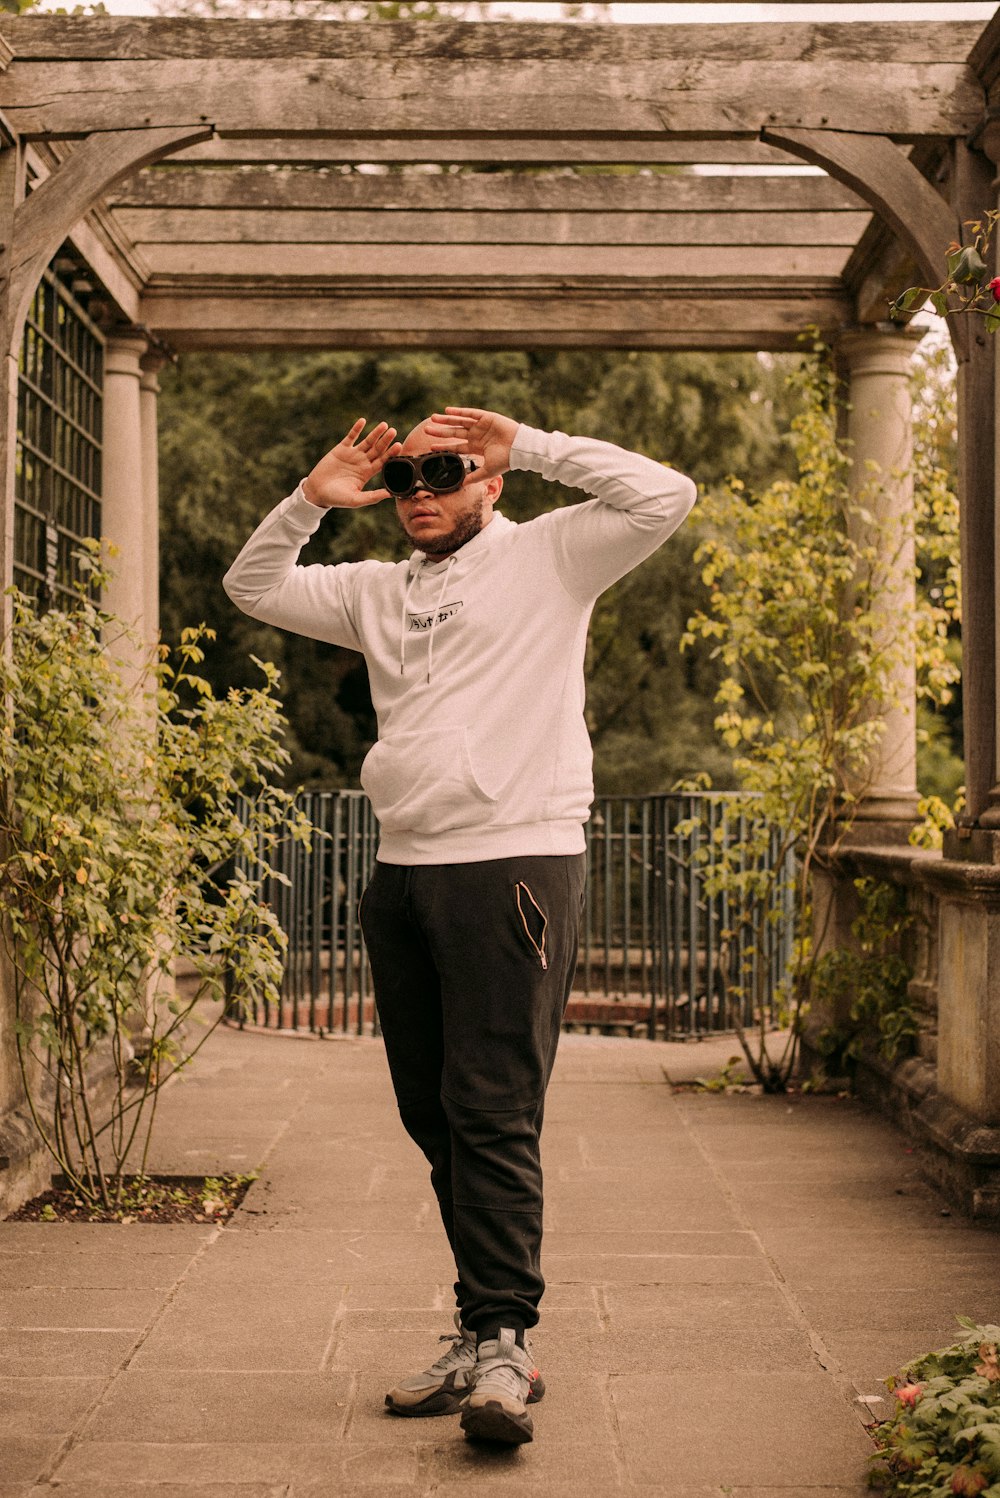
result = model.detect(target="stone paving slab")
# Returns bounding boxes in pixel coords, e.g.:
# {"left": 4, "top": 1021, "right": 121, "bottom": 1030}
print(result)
{"left": 3, "top": 1025, "right": 999, "bottom": 1496}
{"left": 612, "top": 1371, "right": 875, "bottom": 1487}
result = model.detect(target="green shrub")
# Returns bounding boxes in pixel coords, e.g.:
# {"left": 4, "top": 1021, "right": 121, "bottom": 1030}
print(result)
{"left": 871, "top": 1319, "right": 1000, "bottom": 1496}
{"left": 0, "top": 549, "right": 311, "bottom": 1211}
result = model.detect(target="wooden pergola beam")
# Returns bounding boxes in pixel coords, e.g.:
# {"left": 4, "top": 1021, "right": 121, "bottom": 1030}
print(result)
{"left": 139, "top": 277, "right": 854, "bottom": 352}
{"left": 138, "top": 244, "right": 850, "bottom": 278}
{"left": 0, "top": 61, "right": 978, "bottom": 140}
{"left": 1, "top": 17, "right": 982, "bottom": 62}
{"left": 107, "top": 170, "right": 866, "bottom": 214}
{"left": 167, "top": 137, "right": 805, "bottom": 167}
{"left": 0, "top": 20, "right": 982, "bottom": 140}
{"left": 115, "top": 207, "right": 869, "bottom": 250}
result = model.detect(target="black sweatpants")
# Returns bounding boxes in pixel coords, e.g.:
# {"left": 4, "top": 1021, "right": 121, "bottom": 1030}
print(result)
{"left": 359, "top": 852, "right": 586, "bottom": 1339}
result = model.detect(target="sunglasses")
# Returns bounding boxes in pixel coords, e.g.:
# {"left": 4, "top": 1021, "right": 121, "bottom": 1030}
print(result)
{"left": 382, "top": 452, "right": 480, "bottom": 499}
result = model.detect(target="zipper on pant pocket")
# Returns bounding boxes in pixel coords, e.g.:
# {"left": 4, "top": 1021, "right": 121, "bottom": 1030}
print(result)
{"left": 514, "top": 881, "right": 548, "bottom": 971}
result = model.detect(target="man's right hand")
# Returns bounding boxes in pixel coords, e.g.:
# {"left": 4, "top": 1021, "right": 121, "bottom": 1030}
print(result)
{"left": 301, "top": 419, "right": 401, "bottom": 509}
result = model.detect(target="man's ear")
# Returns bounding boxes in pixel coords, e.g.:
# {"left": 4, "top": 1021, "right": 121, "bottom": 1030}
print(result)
{"left": 485, "top": 474, "right": 504, "bottom": 504}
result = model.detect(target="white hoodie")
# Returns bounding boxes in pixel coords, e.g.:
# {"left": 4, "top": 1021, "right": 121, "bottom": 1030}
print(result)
{"left": 223, "top": 424, "right": 696, "bottom": 864}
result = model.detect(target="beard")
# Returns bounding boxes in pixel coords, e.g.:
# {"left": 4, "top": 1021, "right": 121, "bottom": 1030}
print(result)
{"left": 411, "top": 494, "right": 486, "bottom": 556}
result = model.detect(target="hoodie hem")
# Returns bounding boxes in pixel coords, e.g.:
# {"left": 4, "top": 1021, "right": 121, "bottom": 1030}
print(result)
{"left": 375, "top": 819, "right": 587, "bottom": 866}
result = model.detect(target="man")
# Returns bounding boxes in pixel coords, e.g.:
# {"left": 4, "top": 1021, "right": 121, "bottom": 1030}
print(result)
{"left": 224, "top": 405, "right": 696, "bottom": 1446}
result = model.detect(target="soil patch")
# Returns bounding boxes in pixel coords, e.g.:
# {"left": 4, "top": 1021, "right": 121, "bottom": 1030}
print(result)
{"left": 8, "top": 1172, "right": 256, "bottom": 1224}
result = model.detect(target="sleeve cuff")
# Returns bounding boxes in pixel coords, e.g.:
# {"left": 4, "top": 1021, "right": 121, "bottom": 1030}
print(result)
{"left": 508, "top": 423, "right": 551, "bottom": 472}
{"left": 284, "top": 482, "right": 328, "bottom": 532}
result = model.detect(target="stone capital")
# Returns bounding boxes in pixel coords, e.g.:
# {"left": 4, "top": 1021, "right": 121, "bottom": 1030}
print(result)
{"left": 103, "top": 328, "right": 148, "bottom": 379}
{"left": 139, "top": 361, "right": 163, "bottom": 396}
{"left": 140, "top": 341, "right": 172, "bottom": 386}
{"left": 835, "top": 322, "right": 925, "bottom": 379}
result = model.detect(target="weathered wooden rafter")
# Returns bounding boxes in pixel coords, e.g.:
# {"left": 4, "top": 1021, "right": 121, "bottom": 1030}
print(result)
{"left": 0, "top": 19, "right": 983, "bottom": 139}
{"left": 104, "top": 160, "right": 871, "bottom": 296}
{"left": 107, "top": 171, "right": 865, "bottom": 214}
{"left": 3, "top": 17, "right": 981, "bottom": 63}
{"left": 109, "top": 169, "right": 871, "bottom": 262}
{"left": 168, "top": 137, "right": 803, "bottom": 167}
{"left": 139, "top": 277, "right": 854, "bottom": 353}
{"left": 141, "top": 245, "right": 853, "bottom": 279}
{"left": 115, "top": 208, "right": 869, "bottom": 250}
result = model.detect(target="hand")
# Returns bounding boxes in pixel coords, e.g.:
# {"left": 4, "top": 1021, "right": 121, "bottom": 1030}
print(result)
{"left": 301, "top": 419, "right": 401, "bottom": 509}
{"left": 421, "top": 407, "right": 518, "bottom": 480}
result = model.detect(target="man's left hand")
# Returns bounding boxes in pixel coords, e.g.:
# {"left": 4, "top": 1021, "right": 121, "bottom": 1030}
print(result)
{"left": 423, "top": 408, "right": 518, "bottom": 480}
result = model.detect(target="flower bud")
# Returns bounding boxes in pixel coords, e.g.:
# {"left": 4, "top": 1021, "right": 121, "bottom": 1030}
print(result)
{"left": 896, "top": 1382, "right": 924, "bottom": 1407}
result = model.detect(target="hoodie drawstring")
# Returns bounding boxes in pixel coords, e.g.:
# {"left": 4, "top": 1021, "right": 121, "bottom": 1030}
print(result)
{"left": 425, "top": 557, "right": 456, "bottom": 685}
{"left": 398, "top": 565, "right": 422, "bottom": 677}
{"left": 398, "top": 554, "right": 457, "bottom": 685}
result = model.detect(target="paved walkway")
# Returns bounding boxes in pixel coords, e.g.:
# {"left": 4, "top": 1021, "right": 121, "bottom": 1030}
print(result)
{"left": 3, "top": 1024, "right": 1000, "bottom": 1498}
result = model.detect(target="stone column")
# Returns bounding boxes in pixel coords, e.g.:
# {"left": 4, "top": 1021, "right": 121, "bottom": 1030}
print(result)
{"left": 837, "top": 323, "right": 924, "bottom": 835}
{"left": 101, "top": 330, "right": 149, "bottom": 688}
{"left": 139, "top": 351, "right": 165, "bottom": 646}
{"left": 972, "top": 123, "right": 1000, "bottom": 833}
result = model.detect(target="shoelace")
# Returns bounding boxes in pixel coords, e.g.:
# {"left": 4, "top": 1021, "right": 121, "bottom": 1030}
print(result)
{"left": 471, "top": 1351, "right": 533, "bottom": 1402}
{"left": 430, "top": 1331, "right": 475, "bottom": 1374}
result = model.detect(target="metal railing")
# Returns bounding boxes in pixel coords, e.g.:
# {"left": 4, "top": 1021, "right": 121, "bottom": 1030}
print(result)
{"left": 229, "top": 790, "right": 795, "bottom": 1040}
{"left": 579, "top": 795, "right": 796, "bottom": 1037}
{"left": 232, "top": 790, "right": 380, "bottom": 1035}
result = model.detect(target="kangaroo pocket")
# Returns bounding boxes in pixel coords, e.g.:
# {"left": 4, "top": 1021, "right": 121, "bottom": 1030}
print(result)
{"left": 360, "top": 726, "right": 499, "bottom": 836}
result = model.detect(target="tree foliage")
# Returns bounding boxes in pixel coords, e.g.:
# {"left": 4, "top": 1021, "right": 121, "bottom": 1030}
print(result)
{"left": 911, "top": 339, "right": 964, "bottom": 816}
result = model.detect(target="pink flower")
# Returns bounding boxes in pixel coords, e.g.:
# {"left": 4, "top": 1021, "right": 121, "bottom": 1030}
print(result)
{"left": 896, "top": 1382, "right": 924, "bottom": 1408}
{"left": 988, "top": 276, "right": 1000, "bottom": 301}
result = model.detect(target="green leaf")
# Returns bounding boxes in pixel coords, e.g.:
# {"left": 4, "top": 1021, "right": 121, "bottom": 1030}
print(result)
{"left": 894, "top": 286, "right": 927, "bottom": 314}
{"left": 948, "top": 245, "right": 989, "bottom": 285}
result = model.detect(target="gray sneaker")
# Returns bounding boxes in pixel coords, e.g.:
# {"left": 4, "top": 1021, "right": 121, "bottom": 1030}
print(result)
{"left": 384, "top": 1312, "right": 478, "bottom": 1417}
{"left": 460, "top": 1328, "right": 543, "bottom": 1445}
